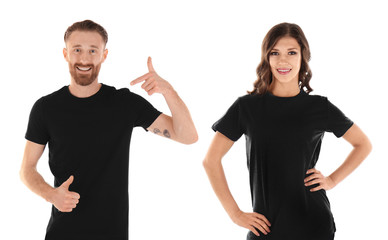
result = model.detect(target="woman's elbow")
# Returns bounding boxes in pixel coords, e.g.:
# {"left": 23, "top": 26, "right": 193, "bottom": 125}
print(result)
{"left": 19, "top": 166, "right": 27, "bottom": 183}
{"left": 202, "top": 157, "right": 221, "bottom": 171}
{"left": 365, "top": 138, "right": 373, "bottom": 154}
{"left": 202, "top": 158, "right": 209, "bottom": 169}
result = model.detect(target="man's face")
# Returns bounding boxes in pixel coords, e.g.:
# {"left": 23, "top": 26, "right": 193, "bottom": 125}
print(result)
{"left": 63, "top": 31, "right": 108, "bottom": 86}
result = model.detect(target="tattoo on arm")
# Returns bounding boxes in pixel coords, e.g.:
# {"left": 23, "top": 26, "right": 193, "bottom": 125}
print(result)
{"left": 163, "top": 129, "right": 171, "bottom": 138}
{"left": 153, "top": 128, "right": 171, "bottom": 139}
{"left": 153, "top": 128, "right": 161, "bottom": 134}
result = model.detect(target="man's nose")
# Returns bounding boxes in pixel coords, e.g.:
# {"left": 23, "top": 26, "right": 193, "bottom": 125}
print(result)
{"left": 79, "top": 52, "right": 91, "bottom": 64}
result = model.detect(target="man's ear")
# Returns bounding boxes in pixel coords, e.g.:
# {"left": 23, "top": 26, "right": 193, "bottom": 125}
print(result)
{"left": 63, "top": 48, "right": 69, "bottom": 62}
{"left": 102, "top": 48, "right": 108, "bottom": 63}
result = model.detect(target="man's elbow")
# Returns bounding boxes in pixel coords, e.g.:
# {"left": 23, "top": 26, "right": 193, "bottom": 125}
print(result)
{"left": 176, "top": 127, "right": 198, "bottom": 144}
{"left": 180, "top": 132, "right": 198, "bottom": 145}
{"left": 190, "top": 132, "right": 199, "bottom": 144}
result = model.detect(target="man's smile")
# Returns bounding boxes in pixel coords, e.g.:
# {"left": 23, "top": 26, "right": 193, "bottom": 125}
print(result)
{"left": 76, "top": 66, "right": 92, "bottom": 72}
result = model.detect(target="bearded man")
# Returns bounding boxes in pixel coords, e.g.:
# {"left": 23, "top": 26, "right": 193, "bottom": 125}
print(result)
{"left": 20, "top": 20, "right": 197, "bottom": 240}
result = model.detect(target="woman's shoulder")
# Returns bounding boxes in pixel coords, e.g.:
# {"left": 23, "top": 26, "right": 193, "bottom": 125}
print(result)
{"left": 302, "top": 92, "right": 329, "bottom": 107}
{"left": 237, "top": 93, "right": 265, "bottom": 103}
{"left": 231, "top": 94, "right": 266, "bottom": 112}
{"left": 235, "top": 91, "right": 329, "bottom": 107}
{"left": 305, "top": 92, "right": 327, "bottom": 98}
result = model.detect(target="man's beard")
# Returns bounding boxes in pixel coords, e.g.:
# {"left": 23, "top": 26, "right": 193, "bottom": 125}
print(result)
{"left": 69, "top": 62, "right": 102, "bottom": 86}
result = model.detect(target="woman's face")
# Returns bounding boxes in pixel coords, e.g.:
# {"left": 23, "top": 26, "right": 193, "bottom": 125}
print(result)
{"left": 269, "top": 36, "right": 302, "bottom": 85}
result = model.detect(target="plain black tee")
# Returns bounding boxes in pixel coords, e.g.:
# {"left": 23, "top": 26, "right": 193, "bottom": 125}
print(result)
{"left": 212, "top": 89, "right": 353, "bottom": 240}
{"left": 25, "top": 84, "right": 161, "bottom": 240}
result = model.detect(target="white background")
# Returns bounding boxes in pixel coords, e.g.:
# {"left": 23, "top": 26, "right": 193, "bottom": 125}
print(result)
{"left": 1, "top": 0, "right": 387, "bottom": 239}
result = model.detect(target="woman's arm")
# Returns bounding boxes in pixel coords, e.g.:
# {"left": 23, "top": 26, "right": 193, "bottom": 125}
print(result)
{"left": 305, "top": 123, "right": 372, "bottom": 191}
{"left": 203, "top": 132, "right": 271, "bottom": 236}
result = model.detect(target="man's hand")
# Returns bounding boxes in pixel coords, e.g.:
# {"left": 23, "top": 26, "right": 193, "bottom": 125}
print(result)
{"left": 304, "top": 168, "right": 336, "bottom": 192}
{"left": 130, "top": 57, "right": 174, "bottom": 96}
{"left": 230, "top": 210, "right": 271, "bottom": 237}
{"left": 130, "top": 56, "right": 198, "bottom": 144}
{"left": 49, "top": 175, "right": 80, "bottom": 212}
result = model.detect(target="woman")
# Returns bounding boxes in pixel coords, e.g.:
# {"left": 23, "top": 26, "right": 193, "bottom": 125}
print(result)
{"left": 203, "top": 22, "right": 372, "bottom": 240}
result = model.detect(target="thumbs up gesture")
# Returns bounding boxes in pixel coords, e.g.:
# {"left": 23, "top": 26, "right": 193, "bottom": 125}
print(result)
{"left": 49, "top": 175, "right": 80, "bottom": 212}
{"left": 130, "top": 57, "right": 174, "bottom": 96}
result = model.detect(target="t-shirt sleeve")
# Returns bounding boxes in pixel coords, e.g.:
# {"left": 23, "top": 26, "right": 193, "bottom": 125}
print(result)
{"left": 25, "top": 98, "right": 49, "bottom": 145}
{"left": 131, "top": 93, "right": 162, "bottom": 131}
{"left": 326, "top": 99, "right": 354, "bottom": 138}
{"left": 212, "top": 98, "right": 244, "bottom": 141}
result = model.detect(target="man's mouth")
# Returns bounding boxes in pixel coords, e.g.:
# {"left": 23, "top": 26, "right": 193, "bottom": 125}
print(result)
{"left": 277, "top": 68, "right": 291, "bottom": 75}
{"left": 76, "top": 66, "right": 92, "bottom": 72}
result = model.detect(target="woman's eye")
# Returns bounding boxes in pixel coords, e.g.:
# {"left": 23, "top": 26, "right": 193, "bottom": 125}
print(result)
{"left": 270, "top": 52, "right": 279, "bottom": 56}
{"left": 289, "top": 51, "right": 297, "bottom": 55}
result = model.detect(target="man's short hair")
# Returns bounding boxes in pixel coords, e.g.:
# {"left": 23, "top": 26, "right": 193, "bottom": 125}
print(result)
{"left": 64, "top": 20, "right": 108, "bottom": 46}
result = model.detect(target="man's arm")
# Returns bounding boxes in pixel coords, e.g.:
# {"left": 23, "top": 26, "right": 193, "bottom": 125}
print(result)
{"left": 20, "top": 140, "right": 80, "bottom": 212}
{"left": 130, "top": 57, "right": 198, "bottom": 144}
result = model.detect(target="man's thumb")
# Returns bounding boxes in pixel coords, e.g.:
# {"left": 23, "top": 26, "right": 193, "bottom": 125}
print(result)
{"left": 61, "top": 175, "right": 74, "bottom": 189}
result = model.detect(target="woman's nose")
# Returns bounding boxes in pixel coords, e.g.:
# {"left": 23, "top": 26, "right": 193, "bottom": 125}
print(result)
{"left": 278, "top": 54, "right": 288, "bottom": 63}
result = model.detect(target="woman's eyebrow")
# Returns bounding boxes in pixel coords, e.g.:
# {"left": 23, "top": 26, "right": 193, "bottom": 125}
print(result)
{"left": 271, "top": 48, "right": 298, "bottom": 51}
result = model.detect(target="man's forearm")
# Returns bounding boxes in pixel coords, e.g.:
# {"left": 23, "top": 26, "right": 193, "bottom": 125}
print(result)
{"left": 20, "top": 167, "right": 54, "bottom": 202}
{"left": 162, "top": 88, "right": 198, "bottom": 144}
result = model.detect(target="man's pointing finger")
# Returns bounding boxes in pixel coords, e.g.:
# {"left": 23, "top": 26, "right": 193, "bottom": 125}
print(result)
{"left": 130, "top": 72, "right": 152, "bottom": 86}
{"left": 147, "top": 56, "right": 155, "bottom": 72}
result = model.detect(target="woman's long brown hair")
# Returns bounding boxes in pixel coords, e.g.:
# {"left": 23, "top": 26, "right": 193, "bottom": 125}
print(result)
{"left": 248, "top": 23, "right": 313, "bottom": 95}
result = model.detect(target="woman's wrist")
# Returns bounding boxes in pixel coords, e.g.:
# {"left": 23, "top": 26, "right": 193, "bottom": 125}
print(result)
{"left": 227, "top": 207, "right": 242, "bottom": 221}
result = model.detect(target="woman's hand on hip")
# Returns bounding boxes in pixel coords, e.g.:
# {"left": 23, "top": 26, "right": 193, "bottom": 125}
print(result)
{"left": 230, "top": 210, "right": 271, "bottom": 236}
{"left": 304, "top": 168, "right": 336, "bottom": 192}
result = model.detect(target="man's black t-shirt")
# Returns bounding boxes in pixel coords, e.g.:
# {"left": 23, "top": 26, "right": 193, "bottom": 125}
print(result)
{"left": 25, "top": 84, "right": 161, "bottom": 240}
{"left": 212, "top": 89, "right": 353, "bottom": 240}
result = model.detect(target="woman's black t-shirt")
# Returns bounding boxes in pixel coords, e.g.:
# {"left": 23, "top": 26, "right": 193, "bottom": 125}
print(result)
{"left": 212, "top": 89, "right": 353, "bottom": 240}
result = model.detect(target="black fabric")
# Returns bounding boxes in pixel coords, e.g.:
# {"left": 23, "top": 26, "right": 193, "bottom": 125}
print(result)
{"left": 25, "top": 84, "right": 162, "bottom": 240}
{"left": 212, "top": 89, "right": 352, "bottom": 240}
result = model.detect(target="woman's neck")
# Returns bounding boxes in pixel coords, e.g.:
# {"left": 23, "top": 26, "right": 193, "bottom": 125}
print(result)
{"left": 268, "top": 81, "right": 300, "bottom": 97}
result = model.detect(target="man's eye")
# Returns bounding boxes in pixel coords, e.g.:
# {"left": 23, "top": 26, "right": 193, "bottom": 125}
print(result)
{"left": 90, "top": 49, "right": 96, "bottom": 53}
{"left": 270, "top": 52, "right": 279, "bottom": 56}
{"left": 74, "top": 49, "right": 81, "bottom": 53}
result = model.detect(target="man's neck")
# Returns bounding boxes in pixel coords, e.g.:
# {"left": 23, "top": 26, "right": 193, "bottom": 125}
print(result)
{"left": 68, "top": 80, "right": 102, "bottom": 98}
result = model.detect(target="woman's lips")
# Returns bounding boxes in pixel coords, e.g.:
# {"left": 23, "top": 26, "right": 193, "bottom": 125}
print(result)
{"left": 277, "top": 68, "right": 291, "bottom": 75}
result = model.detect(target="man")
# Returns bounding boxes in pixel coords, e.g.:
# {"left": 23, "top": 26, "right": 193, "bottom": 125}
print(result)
{"left": 20, "top": 20, "right": 198, "bottom": 240}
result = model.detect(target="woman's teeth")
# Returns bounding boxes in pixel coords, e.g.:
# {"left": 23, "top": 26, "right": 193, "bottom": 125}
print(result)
{"left": 277, "top": 69, "right": 291, "bottom": 74}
